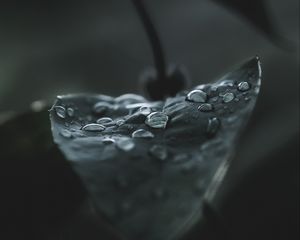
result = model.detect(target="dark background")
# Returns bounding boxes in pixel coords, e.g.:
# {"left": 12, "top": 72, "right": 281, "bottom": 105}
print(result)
{"left": 0, "top": 0, "right": 299, "bottom": 239}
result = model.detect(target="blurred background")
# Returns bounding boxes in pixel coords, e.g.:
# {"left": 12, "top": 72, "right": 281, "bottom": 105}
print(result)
{"left": 0, "top": 0, "right": 299, "bottom": 239}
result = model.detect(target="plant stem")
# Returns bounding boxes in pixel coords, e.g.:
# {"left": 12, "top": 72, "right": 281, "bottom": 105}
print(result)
{"left": 132, "top": 0, "right": 167, "bottom": 81}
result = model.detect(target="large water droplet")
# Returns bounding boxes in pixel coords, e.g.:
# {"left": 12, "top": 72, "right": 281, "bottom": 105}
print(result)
{"left": 198, "top": 103, "right": 213, "bottom": 112}
{"left": 145, "top": 112, "right": 169, "bottom": 129}
{"left": 132, "top": 129, "right": 154, "bottom": 138}
{"left": 186, "top": 90, "right": 207, "bottom": 103}
{"left": 149, "top": 145, "right": 168, "bottom": 161}
{"left": 116, "top": 138, "right": 135, "bottom": 152}
{"left": 102, "top": 137, "right": 115, "bottom": 145}
{"left": 67, "top": 107, "right": 75, "bottom": 117}
{"left": 207, "top": 117, "right": 220, "bottom": 136}
{"left": 237, "top": 81, "right": 250, "bottom": 91}
{"left": 222, "top": 93, "right": 235, "bottom": 103}
{"left": 139, "top": 106, "right": 152, "bottom": 116}
{"left": 59, "top": 129, "right": 73, "bottom": 138}
{"left": 54, "top": 106, "right": 66, "bottom": 119}
{"left": 219, "top": 79, "right": 234, "bottom": 87}
{"left": 96, "top": 117, "right": 114, "bottom": 125}
{"left": 115, "top": 94, "right": 146, "bottom": 104}
{"left": 116, "top": 119, "right": 125, "bottom": 126}
{"left": 82, "top": 123, "right": 106, "bottom": 132}
{"left": 93, "top": 102, "right": 112, "bottom": 114}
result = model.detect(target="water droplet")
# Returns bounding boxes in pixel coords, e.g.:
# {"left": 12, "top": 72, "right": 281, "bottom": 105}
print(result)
{"left": 132, "top": 129, "right": 154, "bottom": 138}
{"left": 116, "top": 119, "right": 125, "bottom": 126}
{"left": 207, "top": 117, "right": 220, "bottom": 136}
{"left": 54, "top": 106, "right": 66, "bottom": 119}
{"left": 145, "top": 112, "right": 169, "bottom": 129}
{"left": 198, "top": 103, "right": 213, "bottom": 112}
{"left": 116, "top": 138, "right": 135, "bottom": 151}
{"left": 102, "top": 137, "right": 115, "bottom": 145}
{"left": 234, "top": 98, "right": 240, "bottom": 102}
{"left": 195, "top": 84, "right": 206, "bottom": 90}
{"left": 222, "top": 93, "right": 235, "bottom": 103}
{"left": 245, "top": 97, "right": 251, "bottom": 102}
{"left": 115, "top": 94, "right": 146, "bottom": 104}
{"left": 186, "top": 90, "right": 207, "bottom": 103}
{"left": 237, "top": 81, "right": 250, "bottom": 91}
{"left": 219, "top": 79, "right": 234, "bottom": 87}
{"left": 67, "top": 107, "right": 75, "bottom": 117}
{"left": 82, "top": 123, "right": 106, "bottom": 132}
{"left": 96, "top": 117, "right": 113, "bottom": 125}
{"left": 60, "top": 129, "right": 72, "bottom": 138}
{"left": 149, "top": 145, "right": 168, "bottom": 161}
{"left": 139, "top": 106, "right": 152, "bottom": 115}
{"left": 93, "top": 102, "right": 112, "bottom": 114}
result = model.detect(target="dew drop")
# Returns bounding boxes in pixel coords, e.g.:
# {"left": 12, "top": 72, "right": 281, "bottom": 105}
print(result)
{"left": 67, "top": 107, "right": 75, "bottom": 117}
{"left": 54, "top": 106, "right": 66, "bottom": 119}
{"left": 93, "top": 102, "right": 112, "bottom": 114}
{"left": 186, "top": 90, "right": 207, "bottom": 103}
{"left": 60, "top": 129, "right": 72, "bottom": 138}
{"left": 207, "top": 117, "right": 220, "bottom": 136}
{"left": 237, "top": 81, "right": 250, "bottom": 91}
{"left": 116, "top": 119, "right": 125, "bottom": 126}
{"left": 198, "top": 103, "right": 213, "bottom": 112}
{"left": 222, "top": 93, "right": 235, "bottom": 103}
{"left": 132, "top": 129, "right": 154, "bottom": 138}
{"left": 139, "top": 106, "right": 152, "bottom": 116}
{"left": 115, "top": 94, "right": 146, "bottom": 104}
{"left": 82, "top": 123, "right": 106, "bottom": 132}
{"left": 219, "top": 79, "right": 234, "bottom": 87}
{"left": 145, "top": 112, "right": 169, "bottom": 129}
{"left": 96, "top": 117, "right": 113, "bottom": 125}
{"left": 102, "top": 137, "right": 115, "bottom": 145}
{"left": 149, "top": 145, "right": 168, "bottom": 161}
{"left": 116, "top": 138, "right": 135, "bottom": 152}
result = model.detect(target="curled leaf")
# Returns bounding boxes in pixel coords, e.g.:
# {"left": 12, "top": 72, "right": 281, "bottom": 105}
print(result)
{"left": 50, "top": 57, "right": 262, "bottom": 240}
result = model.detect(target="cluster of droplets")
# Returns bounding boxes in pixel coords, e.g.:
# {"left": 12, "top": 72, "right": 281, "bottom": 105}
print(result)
{"left": 54, "top": 79, "right": 251, "bottom": 160}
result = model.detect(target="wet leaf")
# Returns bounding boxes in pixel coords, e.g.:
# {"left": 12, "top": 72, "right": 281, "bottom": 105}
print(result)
{"left": 50, "top": 57, "right": 262, "bottom": 240}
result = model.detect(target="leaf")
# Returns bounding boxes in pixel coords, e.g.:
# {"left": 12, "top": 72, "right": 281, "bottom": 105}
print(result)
{"left": 50, "top": 57, "right": 262, "bottom": 240}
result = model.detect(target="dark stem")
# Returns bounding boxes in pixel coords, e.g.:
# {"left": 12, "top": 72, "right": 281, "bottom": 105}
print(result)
{"left": 132, "top": 0, "right": 167, "bottom": 81}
